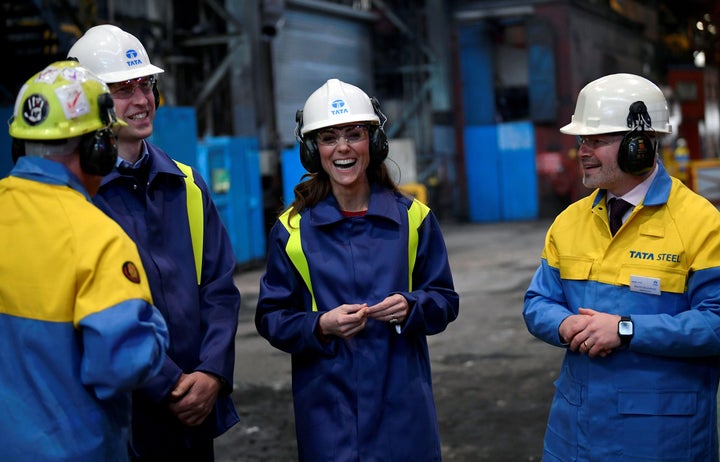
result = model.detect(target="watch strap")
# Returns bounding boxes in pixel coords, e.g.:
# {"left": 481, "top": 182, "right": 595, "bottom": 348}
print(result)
{"left": 618, "top": 315, "right": 633, "bottom": 348}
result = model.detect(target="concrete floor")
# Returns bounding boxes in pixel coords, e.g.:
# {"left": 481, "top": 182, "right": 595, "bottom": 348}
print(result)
{"left": 217, "top": 218, "right": 562, "bottom": 461}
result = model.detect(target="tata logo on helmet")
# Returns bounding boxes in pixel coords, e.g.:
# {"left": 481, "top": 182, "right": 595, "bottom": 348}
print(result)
{"left": 125, "top": 49, "right": 143, "bottom": 67}
{"left": 330, "top": 99, "right": 348, "bottom": 115}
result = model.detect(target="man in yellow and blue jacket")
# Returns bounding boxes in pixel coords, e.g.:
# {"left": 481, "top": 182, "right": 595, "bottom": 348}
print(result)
{"left": 524, "top": 73, "right": 720, "bottom": 461}
{"left": 0, "top": 61, "right": 169, "bottom": 461}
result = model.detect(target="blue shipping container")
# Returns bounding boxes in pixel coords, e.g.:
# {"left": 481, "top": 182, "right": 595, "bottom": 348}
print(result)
{"left": 465, "top": 121, "right": 538, "bottom": 222}
{"left": 197, "top": 136, "right": 266, "bottom": 265}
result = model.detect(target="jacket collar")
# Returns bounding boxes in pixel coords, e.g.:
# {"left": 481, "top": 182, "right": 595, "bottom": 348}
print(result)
{"left": 101, "top": 140, "right": 184, "bottom": 185}
{"left": 10, "top": 156, "right": 91, "bottom": 200}
{"left": 307, "top": 184, "right": 403, "bottom": 227}
{"left": 592, "top": 162, "right": 672, "bottom": 208}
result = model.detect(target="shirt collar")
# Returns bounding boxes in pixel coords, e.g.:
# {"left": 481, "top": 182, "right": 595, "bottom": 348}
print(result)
{"left": 607, "top": 163, "right": 659, "bottom": 207}
{"left": 116, "top": 140, "right": 150, "bottom": 171}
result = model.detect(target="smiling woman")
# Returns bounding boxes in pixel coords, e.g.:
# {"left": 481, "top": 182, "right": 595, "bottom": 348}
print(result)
{"left": 288, "top": 79, "right": 392, "bottom": 212}
{"left": 255, "top": 78, "right": 459, "bottom": 462}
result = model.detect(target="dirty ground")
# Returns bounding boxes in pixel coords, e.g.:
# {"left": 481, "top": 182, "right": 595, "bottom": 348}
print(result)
{"left": 215, "top": 220, "right": 563, "bottom": 461}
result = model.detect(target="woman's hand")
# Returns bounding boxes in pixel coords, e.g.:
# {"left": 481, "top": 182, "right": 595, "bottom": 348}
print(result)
{"left": 317, "top": 303, "right": 368, "bottom": 339}
{"left": 367, "top": 294, "right": 409, "bottom": 325}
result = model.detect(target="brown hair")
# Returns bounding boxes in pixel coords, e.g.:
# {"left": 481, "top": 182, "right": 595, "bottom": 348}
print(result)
{"left": 286, "top": 161, "right": 399, "bottom": 224}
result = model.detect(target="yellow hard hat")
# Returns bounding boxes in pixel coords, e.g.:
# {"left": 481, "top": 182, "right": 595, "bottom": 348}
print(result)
{"left": 9, "top": 60, "right": 124, "bottom": 141}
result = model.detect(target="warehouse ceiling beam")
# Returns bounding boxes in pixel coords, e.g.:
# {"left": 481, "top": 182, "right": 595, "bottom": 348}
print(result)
{"left": 178, "top": 0, "right": 249, "bottom": 121}
{"left": 180, "top": 33, "right": 243, "bottom": 47}
{"left": 288, "top": 0, "right": 377, "bottom": 21}
{"left": 203, "top": 0, "right": 244, "bottom": 30}
{"left": 193, "top": 44, "right": 244, "bottom": 109}
{"left": 385, "top": 77, "right": 434, "bottom": 140}
{"left": 371, "top": 0, "right": 436, "bottom": 64}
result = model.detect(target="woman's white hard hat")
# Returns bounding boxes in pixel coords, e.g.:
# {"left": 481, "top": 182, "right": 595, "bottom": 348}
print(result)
{"left": 300, "top": 79, "right": 379, "bottom": 135}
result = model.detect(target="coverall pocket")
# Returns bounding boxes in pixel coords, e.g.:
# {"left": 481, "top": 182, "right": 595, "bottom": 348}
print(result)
{"left": 558, "top": 256, "right": 593, "bottom": 281}
{"left": 617, "top": 265, "right": 688, "bottom": 295}
{"left": 544, "top": 368, "right": 581, "bottom": 461}
{"left": 617, "top": 389, "right": 695, "bottom": 459}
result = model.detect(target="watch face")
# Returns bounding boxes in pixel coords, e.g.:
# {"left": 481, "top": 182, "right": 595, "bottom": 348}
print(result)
{"left": 619, "top": 320, "right": 634, "bottom": 336}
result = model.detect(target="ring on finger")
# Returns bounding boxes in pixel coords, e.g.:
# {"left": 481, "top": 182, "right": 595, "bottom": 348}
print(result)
{"left": 390, "top": 316, "right": 398, "bottom": 325}
{"left": 583, "top": 340, "right": 589, "bottom": 349}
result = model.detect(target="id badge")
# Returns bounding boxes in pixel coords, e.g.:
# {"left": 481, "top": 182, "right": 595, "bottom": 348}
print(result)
{"left": 629, "top": 275, "right": 661, "bottom": 295}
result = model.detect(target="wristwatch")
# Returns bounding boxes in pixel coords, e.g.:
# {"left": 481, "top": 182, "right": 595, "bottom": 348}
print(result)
{"left": 618, "top": 316, "right": 634, "bottom": 348}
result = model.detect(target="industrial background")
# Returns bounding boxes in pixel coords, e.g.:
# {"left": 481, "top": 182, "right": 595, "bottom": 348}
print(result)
{"left": 1, "top": 0, "right": 719, "bottom": 266}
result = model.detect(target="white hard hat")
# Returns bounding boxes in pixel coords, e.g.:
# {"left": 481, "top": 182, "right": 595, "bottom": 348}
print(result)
{"left": 300, "top": 79, "right": 379, "bottom": 135}
{"left": 561, "top": 73, "right": 671, "bottom": 135}
{"left": 67, "top": 24, "right": 164, "bottom": 83}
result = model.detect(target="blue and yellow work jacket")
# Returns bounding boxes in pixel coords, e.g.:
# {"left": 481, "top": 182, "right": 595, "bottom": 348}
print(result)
{"left": 0, "top": 156, "right": 169, "bottom": 462}
{"left": 256, "top": 186, "right": 459, "bottom": 461}
{"left": 524, "top": 163, "right": 720, "bottom": 461}
{"left": 94, "top": 141, "right": 241, "bottom": 455}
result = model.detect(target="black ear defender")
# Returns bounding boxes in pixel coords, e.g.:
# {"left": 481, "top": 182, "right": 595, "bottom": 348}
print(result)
{"left": 152, "top": 81, "right": 160, "bottom": 108}
{"left": 11, "top": 130, "right": 116, "bottom": 174}
{"left": 295, "top": 96, "right": 390, "bottom": 174}
{"left": 11, "top": 135, "right": 24, "bottom": 164}
{"left": 618, "top": 101, "right": 656, "bottom": 176}
{"left": 369, "top": 96, "right": 389, "bottom": 164}
{"left": 78, "top": 128, "right": 117, "bottom": 175}
{"left": 296, "top": 109, "right": 321, "bottom": 173}
{"left": 8, "top": 113, "right": 24, "bottom": 163}
{"left": 78, "top": 92, "right": 118, "bottom": 175}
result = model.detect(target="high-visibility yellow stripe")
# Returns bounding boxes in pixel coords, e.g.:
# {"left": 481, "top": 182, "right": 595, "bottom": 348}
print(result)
{"left": 279, "top": 209, "right": 317, "bottom": 311}
{"left": 279, "top": 198, "right": 428, "bottom": 311}
{"left": 407, "top": 199, "right": 430, "bottom": 291}
{"left": 175, "top": 161, "right": 204, "bottom": 285}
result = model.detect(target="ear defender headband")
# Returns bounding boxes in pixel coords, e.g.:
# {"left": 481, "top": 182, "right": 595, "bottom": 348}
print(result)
{"left": 618, "top": 101, "right": 656, "bottom": 176}
{"left": 295, "top": 96, "right": 390, "bottom": 174}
